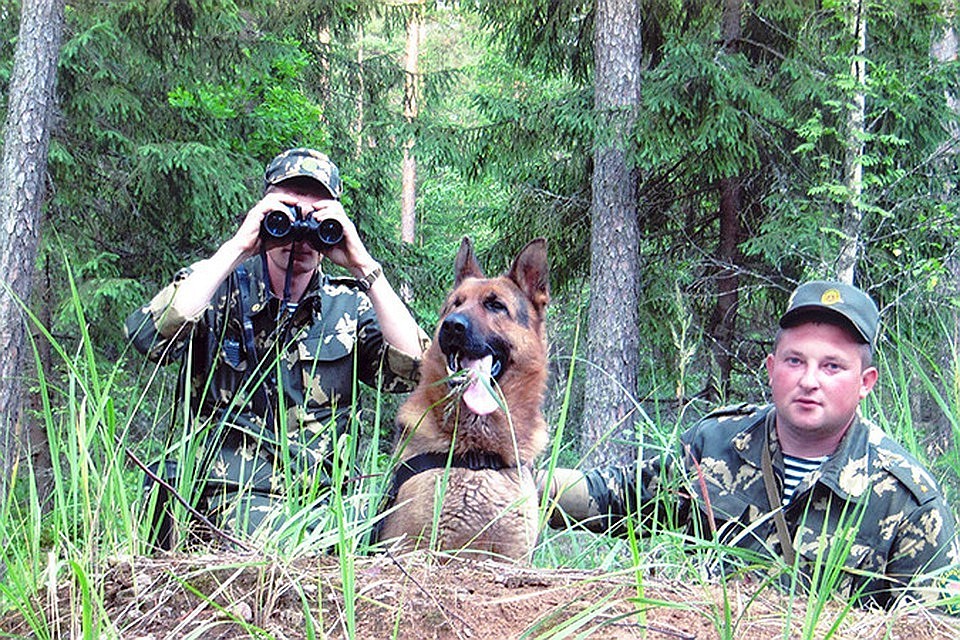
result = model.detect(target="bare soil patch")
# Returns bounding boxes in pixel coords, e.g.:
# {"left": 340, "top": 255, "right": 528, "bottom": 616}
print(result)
{"left": 3, "top": 551, "right": 958, "bottom": 639}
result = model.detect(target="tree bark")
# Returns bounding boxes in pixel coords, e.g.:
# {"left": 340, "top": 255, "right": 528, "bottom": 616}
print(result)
{"left": 401, "top": 1, "right": 422, "bottom": 246}
{"left": 354, "top": 24, "right": 366, "bottom": 160}
{"left": 710, "top": 177, "right": 742, "bottom": 398}
{"left": 316, "top": 19, "right": 331, "bottom": 129}
{"left": 931, "top": 0, "right": 958, "bottom": 186}
{"left": 0, "top": 0, "right": 65, "bottom": 495}
{"left": 837, "top": 0, "right": 866, "bottom": 284}
{"left": 707, "top": 0, "right": 744, "bottom": 399}
{"left": 581, "top": 0, "right": 642, "bottom": 466}
{"left": 931, "top": 0, "right": 958, "bottom": 450}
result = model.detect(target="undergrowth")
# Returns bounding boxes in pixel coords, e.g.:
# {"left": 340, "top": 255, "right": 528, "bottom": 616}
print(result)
{"left": 1, "top": 272, "right": 959, "bottom": 638}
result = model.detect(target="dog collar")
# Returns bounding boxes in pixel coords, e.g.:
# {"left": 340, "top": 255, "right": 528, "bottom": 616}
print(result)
{"left": 395, "top": 451, "right": 508, "bottom": 484}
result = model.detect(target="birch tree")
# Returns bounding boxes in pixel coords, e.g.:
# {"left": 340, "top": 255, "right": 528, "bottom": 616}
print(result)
{"left": 837, "top": 0, "right": 867, "bottom": 283}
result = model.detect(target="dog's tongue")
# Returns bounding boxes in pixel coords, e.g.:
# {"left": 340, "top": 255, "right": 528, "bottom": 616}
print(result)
{"left": 461, "top": 355, "right": 499, "bottom": 416}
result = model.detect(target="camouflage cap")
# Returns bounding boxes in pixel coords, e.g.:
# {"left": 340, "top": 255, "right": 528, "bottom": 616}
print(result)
{"left": 780, "top": 280, "right": 879, "bottom": 345}
{"left": 263, "top": 148, "right": 342, "bottom": 199}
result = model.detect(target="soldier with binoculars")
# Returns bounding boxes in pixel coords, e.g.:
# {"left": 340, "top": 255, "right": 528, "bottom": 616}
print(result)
{"left": 125, "top": 147, "right": 427, "bottom": 547}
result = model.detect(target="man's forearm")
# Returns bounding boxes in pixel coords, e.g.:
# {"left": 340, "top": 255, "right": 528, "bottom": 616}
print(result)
{"left": 363, "top": 269, "right": 427, "bottom": 356}
{"left": 160, "top": 240, "right": 248, "bottom": 332}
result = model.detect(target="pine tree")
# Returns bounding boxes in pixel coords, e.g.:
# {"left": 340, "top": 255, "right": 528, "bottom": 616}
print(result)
{"left": 580, "top": 0, "right": 643, "bottom": 465}
{"left": 0, "top": 0, "right": 65, "bottom": 494}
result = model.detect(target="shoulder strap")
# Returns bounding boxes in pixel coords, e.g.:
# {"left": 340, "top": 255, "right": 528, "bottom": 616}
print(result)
{"left": 235, "top": 263, "right": 272, "bottom": 420}
{"left": 761, "top": 429, "right": 797, "bottom": 566}
{"left": 235, "top": 264, "right": 258, "bottom": 367}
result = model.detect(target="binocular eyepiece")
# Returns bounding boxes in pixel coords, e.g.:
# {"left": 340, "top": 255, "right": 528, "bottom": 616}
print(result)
{"left": 260, "top": 205, "right": 343, "bottom": 251}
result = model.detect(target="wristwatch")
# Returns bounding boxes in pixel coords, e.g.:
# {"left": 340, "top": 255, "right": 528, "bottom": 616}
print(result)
{"left": 356, "top": 263, "right": 382, "bottom": 292}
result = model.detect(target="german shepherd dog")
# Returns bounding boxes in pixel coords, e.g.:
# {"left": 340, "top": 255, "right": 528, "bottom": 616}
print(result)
{"left": 379, "top": 237, "right": 549, "bottom": 560}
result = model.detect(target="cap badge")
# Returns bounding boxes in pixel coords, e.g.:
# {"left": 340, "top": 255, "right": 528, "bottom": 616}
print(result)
{"left": 820, "top": 289, "right": 843, "bottom": 306}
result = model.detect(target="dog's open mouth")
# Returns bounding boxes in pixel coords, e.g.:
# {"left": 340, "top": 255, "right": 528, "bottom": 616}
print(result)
{"left": 445, "top": 351, "right": 505, "bottom": 416}
{"left": 446, "top": 352, "right": 504, "bottom": 380}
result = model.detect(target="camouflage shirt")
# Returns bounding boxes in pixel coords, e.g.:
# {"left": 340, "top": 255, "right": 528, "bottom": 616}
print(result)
{"left": 125, "top": 256, "right": 427, "bottom": 528}
{"left": 555, "top": 404, "right": 960, "bottom": 609}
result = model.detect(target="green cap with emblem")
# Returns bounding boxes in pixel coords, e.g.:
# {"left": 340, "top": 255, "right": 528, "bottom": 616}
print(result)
{"left": 263, "top": 147, "right": 342, "bottom": 199}
{"left": 780, "top": 280, "right": 879, "bottom": 345}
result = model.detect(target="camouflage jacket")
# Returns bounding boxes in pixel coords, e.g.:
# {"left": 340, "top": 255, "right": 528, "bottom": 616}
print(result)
{"left": 125, "top": 256, "right": 426, "bottom": 484}
{"left": 559, "top": 404, "right": 960, "bottom": 609}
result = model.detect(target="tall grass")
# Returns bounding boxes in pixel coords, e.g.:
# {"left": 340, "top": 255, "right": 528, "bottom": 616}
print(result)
{"left": 1, "top": 271, "right": 146, "bottom": 636}
{"left": 2, "top": 273, "right": 959, "bottom": 638}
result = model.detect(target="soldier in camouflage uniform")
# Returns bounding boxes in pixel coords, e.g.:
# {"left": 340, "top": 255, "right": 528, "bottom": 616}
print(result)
{"left": 126, "top": 148, "right": 428, "bottom": 545}
{"left": 545, "top": 281, "right": 960, "bottom": 609}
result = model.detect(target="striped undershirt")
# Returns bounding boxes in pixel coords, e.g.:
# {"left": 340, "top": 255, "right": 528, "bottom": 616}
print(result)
{"left": 782, "top": 454, "right": 828, "bottom": 505}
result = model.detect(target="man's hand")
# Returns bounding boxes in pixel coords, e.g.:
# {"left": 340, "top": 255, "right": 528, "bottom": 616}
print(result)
{"left": 305, "top": 200, "right": 379, "bottom": 278}
{"left": 537, "top": 468, "right": 593, "bottom": 529}
{"left": 227, "top": 191, "right": 305, "bottom": 260}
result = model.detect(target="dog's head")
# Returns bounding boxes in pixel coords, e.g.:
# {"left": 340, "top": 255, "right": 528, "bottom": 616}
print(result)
{"left": 433, "top": 237, "right": 549, "bottom": 416}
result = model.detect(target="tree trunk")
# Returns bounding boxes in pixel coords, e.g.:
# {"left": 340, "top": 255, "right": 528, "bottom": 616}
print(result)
{"left": 837, "top": 0, "right": 866, "bottom": 284}
{"left": 707, "top": 0, "right": 744, "bottom": 400}
{"left": 317, "top": 23, "right": 332, "bottom": 109}
{"left": 354, "top": 24, "right": 366, "bottom": 160}
{"left": 401, "top": 1, "right": 422, "bottom": 246}
{"left": 710, "top": 177, "right": 742, "bottom": 399}
{"left": 931, "top": 0, "right": 958, "bottom": 451}
{"left": 931, "top": 0, "right": 958, "bottom": 186}
{"left": 26, "top": 227, "right": 55, "bottom": 506}
{"left": 0, "top": 0, "right": 65, "bottom": 495}
{"left": 581, "top": 0, "right": 642, "bottom": 466}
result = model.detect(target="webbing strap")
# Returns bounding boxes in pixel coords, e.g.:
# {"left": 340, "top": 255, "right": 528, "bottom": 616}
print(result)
{"left": 235, "top": 264, "right": 258, "bottom": 368}
{"left": 761, "top": 424, "right": 797, "bottom": 566}
{"left": 235, "top": 263, "right": 271, "bottom": 419}
{"left": 390, "top": 451, "right": 508, "bottom": 499}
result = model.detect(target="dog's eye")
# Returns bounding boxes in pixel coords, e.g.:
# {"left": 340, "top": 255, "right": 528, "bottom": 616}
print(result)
{"left": 484, "top": 296, "right": 508, "bottom": 314}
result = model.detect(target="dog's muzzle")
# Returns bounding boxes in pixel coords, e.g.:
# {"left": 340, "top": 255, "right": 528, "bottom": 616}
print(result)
{"left": 438, "top": 313, "right": 506, "bottom": 380}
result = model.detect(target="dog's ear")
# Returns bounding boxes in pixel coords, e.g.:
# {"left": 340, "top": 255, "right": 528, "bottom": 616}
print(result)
{"left": 508, "top": 238, "right": 549, "bottom": 310}
{"left": 454, "top": 236, "right": 485, "bottom": 285}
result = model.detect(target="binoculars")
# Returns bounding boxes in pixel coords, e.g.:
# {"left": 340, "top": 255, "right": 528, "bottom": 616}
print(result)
{"left": 260, "top": 205, "right": 343, "bottom": 251}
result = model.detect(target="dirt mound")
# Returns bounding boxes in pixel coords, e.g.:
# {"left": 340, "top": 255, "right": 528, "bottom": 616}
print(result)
{"left": 3, "top": 551, "right": 959, "bottom": 639}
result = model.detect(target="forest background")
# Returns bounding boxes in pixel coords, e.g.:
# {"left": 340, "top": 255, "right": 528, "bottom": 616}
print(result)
{"left": 1, "top": 0, "right": 960, "bottom": 635}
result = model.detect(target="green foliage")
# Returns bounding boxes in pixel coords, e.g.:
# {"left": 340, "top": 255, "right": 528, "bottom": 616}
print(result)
{"left": 1, "top": 6, "right": 960, "bottom": 629}
{"left": 4, "top": 0, "right": 958, "bottom": 506}
{"left": 638, "top": 40, "right": 786, "bottom": 182}
{"left": 429, "top": 47, "right": 594, "bottom": 287}
{"left": 742, "top": 1, "right": 960, "bottom": 284}
{"left": 463, "top": 0, "right": 595, "bottom": 81}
